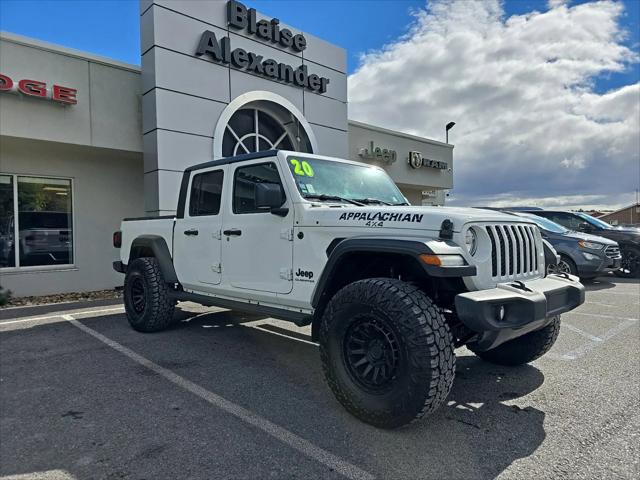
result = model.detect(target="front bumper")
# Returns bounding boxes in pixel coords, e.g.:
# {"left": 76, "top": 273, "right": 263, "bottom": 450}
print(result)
{"left": 579, "top": 254, "right": 621, "bottom": 276}
{"left": 455, "top": 274, "right": 585, "bottom": 351}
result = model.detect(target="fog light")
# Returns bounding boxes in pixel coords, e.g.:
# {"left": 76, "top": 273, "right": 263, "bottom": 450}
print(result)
{"left": 583, "top": 252, "right": 599, "bottom": 261}
{"left": 496, "top": 305, "right": 506, "bottom": 321}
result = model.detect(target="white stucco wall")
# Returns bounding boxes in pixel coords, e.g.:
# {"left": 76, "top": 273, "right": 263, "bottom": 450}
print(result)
{"left": 0, "top": 32, "right": 142, "bottom": 152}
{"left": 0, "top": 137, "right": 144, "bottom": 296}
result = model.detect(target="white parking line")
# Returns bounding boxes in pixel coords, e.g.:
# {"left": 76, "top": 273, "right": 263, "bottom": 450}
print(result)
{"left": 586, "top": 290, "right": 640, "bottom": 297}
{"left": 0, "top": 470, "right": 76, "bottom": 480}
{"left": 567, "top": 311, "right": 639, "bottom": 322}
{"left": 559, "top": 318, "right": 638, "bottom": 360}
{"left": 244, "top": 324, "right": 318, "bottom": 346}
{"left": 0, "top": 307, "right": 124, "bottom": 326}
{"left": 561, "top": 323, "right": 602, "bottom": 342}
{"left": 585, "top": 301, "right": 639, "bottom": 307}
{"left": 69, "top": 318, "right": 374, "bottom": 480}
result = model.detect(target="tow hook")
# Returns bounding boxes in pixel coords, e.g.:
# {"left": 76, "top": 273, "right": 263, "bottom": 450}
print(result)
{"left": 510, "top": 280, "right": 533, "bottom": 292}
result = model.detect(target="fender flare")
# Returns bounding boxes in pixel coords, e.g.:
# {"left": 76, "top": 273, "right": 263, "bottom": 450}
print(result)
{"left": 311, "top": 237, "right": 475, "bottom": 309}
{"left": 129, "top": 235, "right": 178, "bottom": 284}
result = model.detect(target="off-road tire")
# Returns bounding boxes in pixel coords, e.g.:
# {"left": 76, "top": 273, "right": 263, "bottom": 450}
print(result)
{"left": 470, "top": 316, "right": 561, "bottom": 366}
{"left": 124, "top": 257, "right": 176, "bottom": 332}
{"left": 319, "top": 278, "right": 455, "bottom": 429}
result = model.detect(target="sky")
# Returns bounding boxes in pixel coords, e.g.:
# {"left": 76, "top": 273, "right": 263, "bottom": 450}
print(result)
{"left": 1, "top": 0, "right": 639, "bottom": 209}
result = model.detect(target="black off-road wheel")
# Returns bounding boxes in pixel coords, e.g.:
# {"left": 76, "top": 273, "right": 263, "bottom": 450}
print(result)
{"left": 470, "top": 316, "right": 561, "bottom": 366}
{"left": 124, "top": 257, "right": 176, "bottom": 332}
{"left": 615, "top": 246, "right": 640, "bottom": 278}
{"left": 319, "top": 278, "right": 456, "bottom": 429}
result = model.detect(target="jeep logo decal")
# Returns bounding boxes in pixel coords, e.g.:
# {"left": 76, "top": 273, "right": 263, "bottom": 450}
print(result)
{"left": 295, "top": 268, "right": 315, "bottom": 282}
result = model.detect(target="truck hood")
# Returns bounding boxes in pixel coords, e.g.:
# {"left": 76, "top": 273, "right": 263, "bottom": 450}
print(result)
{"left": 298, "top": 204, "right": 534, "bottom": 232}
{"left": 596, "top": 227, "right": 640, "bottom": 244}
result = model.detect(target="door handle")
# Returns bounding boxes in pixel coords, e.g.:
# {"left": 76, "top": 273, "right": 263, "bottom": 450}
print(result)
{"left": 223, "top": 229, "right": 242, "bottom": 237}
{"left": 184, "top": 229, "right": 199, "bottom": 236}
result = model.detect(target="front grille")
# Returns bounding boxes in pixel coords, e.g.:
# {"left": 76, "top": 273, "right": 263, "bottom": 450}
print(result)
{"left": 485, "top": 224, "right": 541, "bottom": 280}
{"left": 604, "top": 245, "right": 621, "bottom": 259}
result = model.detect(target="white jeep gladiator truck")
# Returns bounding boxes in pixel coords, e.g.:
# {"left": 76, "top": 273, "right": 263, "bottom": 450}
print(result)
{"left": 113, "top": 150, "right": 584, "bottom": 428}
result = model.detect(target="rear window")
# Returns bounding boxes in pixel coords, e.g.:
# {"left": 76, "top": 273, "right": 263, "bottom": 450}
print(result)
{"left": 189, "top": 170, "right": 224, "bottom": 216}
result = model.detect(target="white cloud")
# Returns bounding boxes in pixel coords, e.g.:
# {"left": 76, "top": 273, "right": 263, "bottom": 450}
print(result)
{"left": 548, "top": 0, "right": 570, "bottom": 8}
{"left": 347, "top": 0, "right": 640, "bottom": 209}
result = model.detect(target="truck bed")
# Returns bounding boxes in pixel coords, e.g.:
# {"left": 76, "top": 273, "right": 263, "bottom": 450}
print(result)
{"left": 120, "top": 217, "right": 176, "bottom": 264}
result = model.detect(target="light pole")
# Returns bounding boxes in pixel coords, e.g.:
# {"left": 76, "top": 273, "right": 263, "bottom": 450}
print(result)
{"left": 446, "top": 122, "right": 456, "bottom": 144}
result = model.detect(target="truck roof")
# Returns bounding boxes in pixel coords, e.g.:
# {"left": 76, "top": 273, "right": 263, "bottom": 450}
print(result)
{"left": 185, "top": 150, "right": 279, "bottom": 173}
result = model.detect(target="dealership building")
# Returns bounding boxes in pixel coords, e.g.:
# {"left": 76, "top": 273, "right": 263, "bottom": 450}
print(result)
{"left": 0, "top": 0, "right": 454, "bottom": 297}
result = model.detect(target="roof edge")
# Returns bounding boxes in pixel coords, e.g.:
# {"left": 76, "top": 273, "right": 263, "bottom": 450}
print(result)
{"left": 599, "top": 202, "right": 640, "bottom": 218}
{"left": 347, "top": 119, "right": 454, "bottom": 149}
{"left": 0, "top": 31, "right": 141, "bottom": 74}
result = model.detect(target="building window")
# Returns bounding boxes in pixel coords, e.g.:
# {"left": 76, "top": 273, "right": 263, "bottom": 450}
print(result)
{"left": 222, "top": 105, "right": 313, "bottom": 157}
{"left": 0, "top": 174, "right": 73, "bottom": 269}
{"left": 0, "top": 175, "right": 15, "bottom": 267}
{"left": 189, "top": 170, "right": 224, "bottom": 216}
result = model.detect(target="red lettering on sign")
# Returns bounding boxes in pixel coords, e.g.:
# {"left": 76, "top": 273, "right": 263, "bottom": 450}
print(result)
{"left": 18, "top": 79, "right": 47, "bottom": 97}
{"left": 53, "top": 85, "right": 77, "bottom": 105}
{"left": 0, "top": 74, "right": 77, "bottom": 105}
{"left": 0, "top": 73, "right": 13, "bottom": 91}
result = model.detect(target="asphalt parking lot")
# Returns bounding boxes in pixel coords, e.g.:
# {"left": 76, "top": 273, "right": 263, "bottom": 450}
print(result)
{"left": 1, "top": 277, "right": 638, "bottom": 480}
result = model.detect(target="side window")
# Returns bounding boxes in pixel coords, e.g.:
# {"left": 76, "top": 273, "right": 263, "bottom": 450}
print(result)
{"left": 549, "top": 213, "right": 580, "bottom": 230}
{"left": 564, "top": 214, "right": 585, "bottom": 230}
{"left": 189, "top": 170, "right": 224, "bottom": 216}
{"left": 233, "top": 162, "right": 285, "bottom": 214}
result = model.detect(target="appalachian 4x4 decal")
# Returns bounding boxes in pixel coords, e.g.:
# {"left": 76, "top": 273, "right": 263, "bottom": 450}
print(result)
{"left": 338, "top": 212, "right": 424, "bottom": 223}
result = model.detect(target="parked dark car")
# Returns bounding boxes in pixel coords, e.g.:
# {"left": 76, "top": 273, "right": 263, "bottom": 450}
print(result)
{"left": 522, "top": 210, "right": 640, "bottom": 278}
{"left": 506, "top": 211, "right": 622, "bottom": 280}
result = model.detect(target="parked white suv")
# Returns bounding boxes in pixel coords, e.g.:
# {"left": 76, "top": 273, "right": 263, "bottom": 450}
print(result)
{"left": 113, "top": 150, "right": 584, "bottom": 428}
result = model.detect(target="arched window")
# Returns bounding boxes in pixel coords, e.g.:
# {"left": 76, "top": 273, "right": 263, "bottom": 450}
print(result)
{"left": 221, "top": 101, "right": 313, "bottom": 157}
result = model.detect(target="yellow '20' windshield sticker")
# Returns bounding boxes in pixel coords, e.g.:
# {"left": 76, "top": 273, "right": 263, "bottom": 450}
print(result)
{"left": 290, "top": 158, "right": 314, "bottom": 177}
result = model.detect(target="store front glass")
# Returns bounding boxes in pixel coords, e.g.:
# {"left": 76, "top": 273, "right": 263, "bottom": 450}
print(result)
{"left": 0, "top": 174, "right": 73, "bottom": 269}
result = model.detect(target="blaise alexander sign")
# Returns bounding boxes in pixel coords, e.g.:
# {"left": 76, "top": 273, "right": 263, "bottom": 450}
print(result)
{"left": 196, "top": 0, "right": 331, "bottom": 94}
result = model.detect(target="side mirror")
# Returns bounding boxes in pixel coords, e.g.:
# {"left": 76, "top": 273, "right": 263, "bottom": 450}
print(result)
{"left": 578, "top": 222, "right": 592, "bottom": 232}
{"left": 255, "top": 183, "right": 287, "bottom": 216}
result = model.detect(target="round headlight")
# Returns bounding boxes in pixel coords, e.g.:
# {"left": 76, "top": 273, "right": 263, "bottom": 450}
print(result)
{"left": 465, "top": 228, "right": 478, "bottom": 255}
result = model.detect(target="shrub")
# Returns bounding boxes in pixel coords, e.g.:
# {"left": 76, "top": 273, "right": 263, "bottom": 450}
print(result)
{"left": 0, "top": 286, "right": 12, "bottom": 306}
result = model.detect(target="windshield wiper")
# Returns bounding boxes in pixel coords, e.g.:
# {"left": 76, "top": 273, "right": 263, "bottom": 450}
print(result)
{"left": 351, "top": 198, "right": 393, "bottom": 206}
{"left": 303, "top": 194, "right": 364, "bottom": 206}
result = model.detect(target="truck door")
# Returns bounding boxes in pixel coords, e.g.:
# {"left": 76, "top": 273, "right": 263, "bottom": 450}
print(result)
{"left": 222, "top": 160, "right": 293, "bottom": 294}
{"left": 173, "top": 167, "right": 225, "bottom": 290}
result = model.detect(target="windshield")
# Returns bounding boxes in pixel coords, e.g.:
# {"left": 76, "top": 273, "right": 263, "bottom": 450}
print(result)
{"left": 576, "top": 212, "right": 614, "bottom": 230}
{"left": 287, "top": 156, "right": 407, "bottom": 205}
{"left": 517, "top": 212, "right": 569, "bottom": 234}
